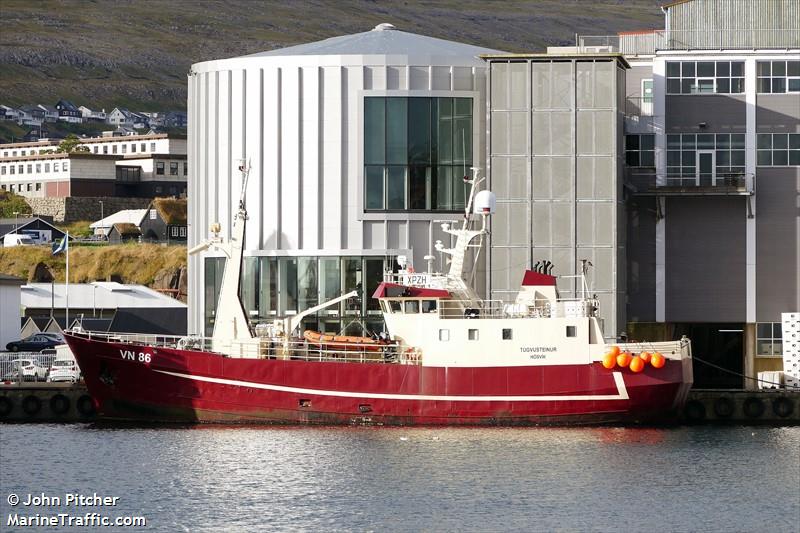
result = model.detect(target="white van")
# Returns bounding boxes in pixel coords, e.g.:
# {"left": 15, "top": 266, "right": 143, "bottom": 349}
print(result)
{"left": 47, "top": 345, "right": 81, "bottom": 383}
{"left": 3, "top": 233, "right": 35, "bottom": 247}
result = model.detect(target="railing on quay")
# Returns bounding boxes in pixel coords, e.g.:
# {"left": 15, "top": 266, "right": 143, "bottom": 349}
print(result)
{"left": 0, "top": 351, "right": 57, "bottom": 384}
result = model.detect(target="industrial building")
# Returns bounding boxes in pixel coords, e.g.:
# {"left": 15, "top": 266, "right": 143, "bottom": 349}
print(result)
{"left": 188, "top": 0, "right": 799, "bottom": 388}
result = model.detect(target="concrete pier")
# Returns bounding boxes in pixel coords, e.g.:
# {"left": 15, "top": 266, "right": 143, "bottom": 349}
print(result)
{"left": 0, "top": 383, "right": 96, "bottom": 422}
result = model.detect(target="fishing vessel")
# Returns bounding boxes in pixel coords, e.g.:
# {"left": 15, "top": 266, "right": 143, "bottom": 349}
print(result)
{"left": 64, "top": 163, "right": 693, "bottom": 425}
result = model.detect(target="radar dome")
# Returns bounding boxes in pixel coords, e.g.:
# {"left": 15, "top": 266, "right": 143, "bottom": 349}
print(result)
{"left": 473, "top": 190, "right": 496, "bottom": 215}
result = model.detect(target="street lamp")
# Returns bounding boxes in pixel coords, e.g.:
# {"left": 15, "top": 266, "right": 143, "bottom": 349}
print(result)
{"left": 99, "top": 201, "right": 104, "bottom": 235}
{"left": 12, "top": 211, "right": 19, "bottom": 232}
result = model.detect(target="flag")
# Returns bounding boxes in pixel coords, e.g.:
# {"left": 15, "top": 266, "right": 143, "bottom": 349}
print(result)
{"left": 52, "top": 235, "right": 68, "bottom": 255}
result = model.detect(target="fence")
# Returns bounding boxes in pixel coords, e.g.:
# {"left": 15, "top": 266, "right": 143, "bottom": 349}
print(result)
{"left": 0, "top": 351, "right": 57, "bottom": 383}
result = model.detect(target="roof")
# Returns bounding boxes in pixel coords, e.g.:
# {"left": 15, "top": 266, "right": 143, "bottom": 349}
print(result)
{"left": 150, "top": 197, "right": 187, "bottom": 225}
{"left": 25, "top": 316, "right": 51, "bottom": 330}
{"left": 482, "top": 52, "right": 631, "bottom": 69}
{"left": 0, "top": 217, "right": 65, "bottom": 239}
{"left": 372, "top": 282, "right": 450, "bottom": 299}
{"left": 69, "top": 317, "right": 112, "bottom": 332}
{"left": 242, "top": 23, "right": 503, "bottom": 62}
{"left": 109, "top": 307, "right": 187, "bottom": 335}
{"left": 20, "top": 282, "right": 187, "bottom": 311}
{"left": 521, "top": 271, "right": 557, "bottom": 287}
{"left": 661, "top": 0, "right": 693, "bottom": 8}
{"left": 0, "top": 273, "right": 25, "bottom": 285}
{"left": 111, "top": 223, "right": 141, "bottom": 237}
{"left": 90, "top": 209, "right": 148, "bottom": 229}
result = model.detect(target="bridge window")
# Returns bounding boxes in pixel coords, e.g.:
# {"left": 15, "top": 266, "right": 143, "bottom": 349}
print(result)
{"left": 502, "top": 328, "right": 513, "bottom": 340}
{"left": 468, "top": 328, "right": 479, "bottom": 341}
{"left": 566, "top": 325, "right": 576, "bottom": 338}
{"left": 421, "top": 300, "right": 437, "bottom": 313}
{"left": 389, "top": 300, "right": 401, "bottom": 313}
{"left": 404, "top": 300, "right": 419, "bottom": 314}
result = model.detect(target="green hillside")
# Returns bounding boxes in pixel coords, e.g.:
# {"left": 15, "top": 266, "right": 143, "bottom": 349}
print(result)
{"left": 0, "top": 0, "right": 662, "bottom": 111}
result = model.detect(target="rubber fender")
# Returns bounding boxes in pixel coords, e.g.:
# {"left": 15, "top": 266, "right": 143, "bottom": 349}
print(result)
{"left": 772, "top": 397, "right": 794, "bottom": 418}
{"left": 0, "top": 396, "right": 12, "bottom": 417}
{"left": 76, "top": 395, "right": 96, "bottom": 417}
{"left": 684, "top": 400, "right": 706, "bottom": 422}
{"left": 742, "top": 397, "right": 765, "bottom": 418}
{"left": 50, "top": 394, "right": 70, "bottom": 415}
{"left": 713, "top": 397, "right": 735, "bottom": 418}
{"left": 22, "top": 395, "right": 42, "bottom": 416}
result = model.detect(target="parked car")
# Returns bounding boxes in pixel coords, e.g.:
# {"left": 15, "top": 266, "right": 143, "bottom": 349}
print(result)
{"left": 3, "top": 233, "right": 35, "bottom": 247}
{"left": 5, "top": 333, "right": 64, "bottom": 352}
{"left": 2, "top": 358, "right": 48, "bottom": 381}
{"left": 47, "top": 345, "right": 81, "bottom": 383}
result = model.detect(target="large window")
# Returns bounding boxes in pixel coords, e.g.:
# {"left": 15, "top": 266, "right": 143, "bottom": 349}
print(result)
{"left": 757, "top": 322, "right": 783, "bottom": 357}
{"left": 666, "top": 61, "right": 744, "bottom": 94}
{"left": 757, "top": 61, "right": 800, "bottom": 93}
{"left": 224, "top": 255, "right": 395, "bottom": 336}
{"left": 625, "top": 134, "right": 655, "bottom": 167}
{"left": 364, "top": 97, "right": 472, "bottom": 212}
{"left": 667, "top": 133, "right": 745, "bottom": 185}
{"left": 757, "top": 133, "right": 800, "bottom": 166}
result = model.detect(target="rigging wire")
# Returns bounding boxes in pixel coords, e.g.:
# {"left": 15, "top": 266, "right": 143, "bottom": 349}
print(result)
{"left": 692, "top": 355, "right": 788, "bottom": 389}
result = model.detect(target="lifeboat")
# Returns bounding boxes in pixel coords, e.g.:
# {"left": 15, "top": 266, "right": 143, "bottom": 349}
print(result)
{"left": 303, "top": 330, "right": 392, "bottom": 352}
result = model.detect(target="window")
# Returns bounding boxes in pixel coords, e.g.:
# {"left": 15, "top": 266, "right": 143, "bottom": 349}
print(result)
{"left": 44, "top": 163, "right": 49, "bottom": 172}
{"left": 1, "top": 166, "right": 5, "bottom": 175}
{"left": 141, "top": 143, "right": 146, "bottom": 152}
{"left": 502, "top": 328, "right": 513, "bottom": 340}
{"left": 35, "top": 163, "right": 41, "bottom": 173}
{"left": 170, "top": 226, "right": 179, "bottom": 237}
{"left": 439, "top": 329, "right": 450, "bottom": 341}
{"left": 757, "top": 322, "right": 783, "bottom": 357}
{"left": 26, "top": 183, "right": 31, "bottom": 191}
{"left": 468, "top": 328, "right": 479, "bottom": 341}
{"left": 121, "top": 144, "right": 127, "bottom": 154}
{"left": 103, "top": 146, "right": 108, "bottom": 154}
{"left": 93, "top": 146, "right": 98, "bottom": 154}
{"left": 150, "top": 142, "right": 156, "bottom": 151}
{"left": 667, "top": 133, "right": 746, "bottom": 185}
{"left": 150, "top": 209, "right": 157, "bottom": 220}
{"left": 364, "top": 96, "right": 472, "bottom": 211}
{"left": 131, "top": 143, "right": 136, "bottom": 153}
{"left": 11, "top": 151, "right": 16, "bottom": 156}
{"left": 183, "top": 162, "right": 188, "bottom": 176}
{"left": 35, "top": 183, "right": 41, "bottom": 191}
{"left": 170, "top": 162, "right": 178, "bottom": 175}
{"left": 389, "top": 300, "right": 402, "bottom": 313}
{"left": 22, "top": 164, "right": 27, "bottom": 174}
{"left": 155, "top": 186, "right": 163, "bottom": 194}
{"left": 666, "top": 61, "right": 744, "bottom": 94}
{"left": 758, "top": 60, "right": 800, "bottom": 93}
{"left": 179, "top": 226, "right": 186, "bottom": 237}
{"left": 156, "top": 162, "right": 165, "bottom": 175}
{"left": 62, "top": 162, "right": 67, "bottom": 171}
{"left": 9, "top": 166, "right": 14, "bottom": 175}
{"left": 404, "top": 300, "right": 419, "bottom": 314}
{"left": 421, "top": 300, "right": 437, "bottom": 313}
{"left": 21, "top": 150, "right": 26, "bottom": 156}
{"left": 625, "top": 134, "right": 655, "bottom": 167}
{"left": 566, "top": 325, "right": 577, "bottom": 337}
{"left": 757, "top": 133, "right": 800, "bottom": 166}
{"left": 112, "top": 145, "right": 118, "bottom": 154}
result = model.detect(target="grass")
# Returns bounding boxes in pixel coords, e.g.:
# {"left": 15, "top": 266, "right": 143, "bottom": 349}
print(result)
{"left": 0, "top": 243, "right": 187, "bottom": 284}
{"left": 0, "top": 190, "right": 31, "bottom": 218}
{"left": 56, "top": 220, "right": 93, "bottom": 238}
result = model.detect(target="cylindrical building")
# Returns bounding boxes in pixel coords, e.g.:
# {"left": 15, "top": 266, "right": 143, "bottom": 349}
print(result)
{"left": 188, "top": 24, "right": 500, "bottom": 335}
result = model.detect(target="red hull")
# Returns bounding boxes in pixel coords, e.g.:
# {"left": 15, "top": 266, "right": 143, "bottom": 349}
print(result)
{"left": 65, "top": 333, "right": 692, "bottom": 426}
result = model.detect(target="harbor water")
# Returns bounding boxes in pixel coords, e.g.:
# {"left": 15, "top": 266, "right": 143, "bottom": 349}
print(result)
{"left": 1, "top": 424, "right": 798, "bottom": 532}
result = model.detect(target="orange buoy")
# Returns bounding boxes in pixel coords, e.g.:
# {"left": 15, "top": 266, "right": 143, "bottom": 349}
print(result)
{"left": 629, "top": 356, "right": 645, "bottom": 373}
{"left": 616, "top": 352, "right": 632, "bottom": 368}
{"left": 651, "top": 352, "right": 666, "bottom": 368}
{"left": 639, "top": 351, "right": 651, "bottom": 364}
{"left": 606, "top": 346, "right": 621, "bottom": 357}
{"left": 602, "top": 353, "right": 617, "bottom": 369}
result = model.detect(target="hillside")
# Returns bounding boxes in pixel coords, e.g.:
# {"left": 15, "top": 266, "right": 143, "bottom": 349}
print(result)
{"left": 0, "top": 0, "right": 664, "bottom": 111}
{"left": 0, "top": 243, "right": 187, "bottom": 294}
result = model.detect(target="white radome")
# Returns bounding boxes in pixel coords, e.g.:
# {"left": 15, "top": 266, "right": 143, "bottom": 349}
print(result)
{"left": 473, "top": 190, "right": 496, "bottom": 215}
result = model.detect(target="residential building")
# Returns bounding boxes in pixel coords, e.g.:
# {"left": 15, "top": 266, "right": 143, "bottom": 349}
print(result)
{"left": 140, "top": 197, "right": 187, "bottom": 243}
{"left": 79, "top": 106, "right": 107, "bottom": 122}
{"left": 107, "top": 223, "right": 141, "bottom": 243}
{"left": 39, "top": 104, "right": 60, "bottom": 123}
{"left": 0, "top": 216, "right": 65, "bottom": 244}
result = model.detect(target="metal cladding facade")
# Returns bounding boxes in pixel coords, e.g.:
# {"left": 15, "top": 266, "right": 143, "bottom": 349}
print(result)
{"left": 187, "top": 26, "right": 500, "bottom": 334}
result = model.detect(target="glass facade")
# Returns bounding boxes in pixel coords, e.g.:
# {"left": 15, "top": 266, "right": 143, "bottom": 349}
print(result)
{"left": 757, "top": 60, "right": 800, "bottom": 93}
{"left": 364, "top": 97, "right": 472, "bottom": 212}
{"left": 757, "top": 133, "right": 800, "bottom": 166}
{"left": 666, "top": 133, "right": 745, "bottom": 185}
{"left": 757, "top": 322, "right": 783, "bottom": 357}
{"left": 207, "top": 255, "right": 397, "bottom": 336}
{"left": 625, "top": 134, "right": 655, "bottom": 167}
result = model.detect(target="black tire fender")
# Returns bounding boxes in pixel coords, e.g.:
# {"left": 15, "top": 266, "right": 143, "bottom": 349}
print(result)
{"left": 743, "top": 397, "right": 765, "bottom": 418}
{"left": 50, "top": 394, "right": 70, "bottom": 415}
{"left": 76, "top": 395, "right": 96, "bottom": 417}
{"left": 684, "top": 400, "right": 706, "bottom": 422}
{"left": 772, "top": 397, "right": 794, "bottom": 418}
{"left": 0, "top": 396, "right": 12, "bottom": 417}
{"left": 713, "top": 397, "right": 735, "bottom": 418}
{"left": 22, "top": 395, "right": 42, "bottom": 416}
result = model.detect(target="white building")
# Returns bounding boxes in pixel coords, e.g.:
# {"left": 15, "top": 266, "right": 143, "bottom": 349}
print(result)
{"left": 0, "top": 274, "right": 24, "bottom": 348}
{"left": 187, "top": 23, "right": 501, "bottom": 335}
{"left": 90, "top": 209, "right": 148, "bottom": 236}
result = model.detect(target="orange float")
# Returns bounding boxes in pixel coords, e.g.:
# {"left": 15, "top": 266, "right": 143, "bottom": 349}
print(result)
{"left": 606, "top": 345, "right": 621, "bottom": 358}
{"left": 629, "top": 356, "right": 645, "bottom": 373}
{"left": 616, "top": 352, "right": 632, "bottom": 368}
{"left": 650, "top": 352, "right": 666, "bottom": 368}
{"left": 639, "top": 351, "right": 651, "bottom": 364}
{"left": 602, "top": 353, "right": 617, "bottom": 369}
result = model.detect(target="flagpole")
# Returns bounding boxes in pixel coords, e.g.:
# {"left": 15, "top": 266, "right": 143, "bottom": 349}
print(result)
{"left": 65, "top": 231, "right": 69, "bottom": 329}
